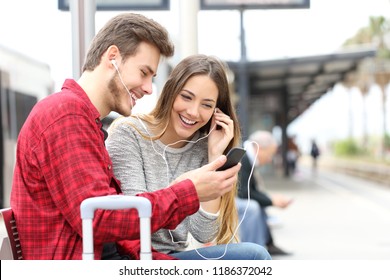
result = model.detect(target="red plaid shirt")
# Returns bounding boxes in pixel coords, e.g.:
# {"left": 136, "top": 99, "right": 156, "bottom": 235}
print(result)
{"left": 11, "top": 79, "right": 199, "bottom": 260}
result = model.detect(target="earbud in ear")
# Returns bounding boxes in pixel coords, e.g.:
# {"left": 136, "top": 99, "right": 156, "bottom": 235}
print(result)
{"left": 111, "top": 59, "right": 118, "bottom": 70}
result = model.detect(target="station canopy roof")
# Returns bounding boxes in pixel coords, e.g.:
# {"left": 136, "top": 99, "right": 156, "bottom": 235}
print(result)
{"left": 227, "top": 47, "right": 376, "bottom": 125}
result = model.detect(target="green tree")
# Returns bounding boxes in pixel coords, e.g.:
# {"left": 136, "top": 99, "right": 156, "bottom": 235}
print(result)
{"left": 344, "top": 16, "right": 390, "bottom": 58}
{"left": 343, "top": 16, "right": 390, "bottom": 158}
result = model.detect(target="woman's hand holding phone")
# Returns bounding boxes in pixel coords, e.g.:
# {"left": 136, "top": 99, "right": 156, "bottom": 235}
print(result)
{"left": 216, "top": 147, "right": 246, "bottom": 171}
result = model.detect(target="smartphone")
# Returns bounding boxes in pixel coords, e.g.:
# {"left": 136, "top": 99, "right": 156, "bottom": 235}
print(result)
{"left": 216, "top": 147, "right": 246, "bottom": 171}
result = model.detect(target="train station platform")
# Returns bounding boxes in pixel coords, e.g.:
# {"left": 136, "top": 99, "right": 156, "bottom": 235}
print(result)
{"left": 262, "top": 160, "right": 390, "bottom": 260}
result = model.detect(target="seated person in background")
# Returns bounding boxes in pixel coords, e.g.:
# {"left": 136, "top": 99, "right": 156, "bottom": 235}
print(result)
{"left": 238, "top": 130, "right": 293, "bottom": 256}
{"left": 10, "top": 13, "right": 241, "bottom": 260}
{"left": 107, "top": 54, "right": 271, "bottom": 260}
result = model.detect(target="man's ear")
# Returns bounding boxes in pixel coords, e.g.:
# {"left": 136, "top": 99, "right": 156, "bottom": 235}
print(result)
{"left": 105, "top": 45, "right": 120, "bottom": 67}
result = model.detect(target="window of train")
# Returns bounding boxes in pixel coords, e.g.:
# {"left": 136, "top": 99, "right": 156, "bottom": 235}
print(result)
{"left": 6, "top": 90, "right": 37, "bottom": 140}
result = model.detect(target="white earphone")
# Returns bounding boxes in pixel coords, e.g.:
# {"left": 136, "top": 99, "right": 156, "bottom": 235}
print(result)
{"left": 111, "top": 59, "right": 118, "bottom": 71}
{"left": 108, "top": 59, "right": 256, "bottom": 259}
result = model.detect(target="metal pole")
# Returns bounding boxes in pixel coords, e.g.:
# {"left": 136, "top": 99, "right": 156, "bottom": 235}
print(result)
{"left": 238, "top": 8, "right": 249, "bottom": 140}
{"left": 70, "top": 0, "right": 96, "bottom": 79}
{"left": 281, "top": 88, "right": 289, "bottom": 177}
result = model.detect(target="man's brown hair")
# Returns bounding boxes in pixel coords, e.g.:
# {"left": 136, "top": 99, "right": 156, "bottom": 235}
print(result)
{"left": 83, "top": 13, "right": 174, "bottom": 71}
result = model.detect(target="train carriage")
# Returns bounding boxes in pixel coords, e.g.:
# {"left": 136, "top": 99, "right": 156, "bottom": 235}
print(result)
{"left": 0, "top": 46, "right": 53, "bottom": 208}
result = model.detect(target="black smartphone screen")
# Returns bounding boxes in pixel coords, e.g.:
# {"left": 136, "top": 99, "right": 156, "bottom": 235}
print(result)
{"left": 216, "top": 147, "right": 246, "bottom": 171}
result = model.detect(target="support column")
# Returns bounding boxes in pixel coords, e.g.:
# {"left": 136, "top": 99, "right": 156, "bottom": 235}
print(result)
{"left": 70, "top": 0, "right": 96, "bottom": 79}
{"left": 179, "top": 0, "right": 199, "bottom": 58}
{"left": 238, "top": 8, "right": 249, "bottom": 140}
{"left": 281, "top": 88, "right": 289, "bottom": 177}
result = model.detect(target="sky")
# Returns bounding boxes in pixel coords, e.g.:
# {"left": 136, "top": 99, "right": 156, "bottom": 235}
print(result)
{"left": 198, "top": 0, "right": 390, "bottom": 60}
{"left": 0, "top": 0, "right": 390, "bottom": 153}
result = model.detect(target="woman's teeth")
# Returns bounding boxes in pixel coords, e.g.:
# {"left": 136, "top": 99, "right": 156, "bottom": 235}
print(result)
{"left": 180, "top": 115, "right": 196, "bottom": 125}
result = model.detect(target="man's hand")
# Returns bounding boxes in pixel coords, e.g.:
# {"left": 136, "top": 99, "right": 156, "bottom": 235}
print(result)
{"left": 172, "top": 155, "right": 241, "bottom": 202}
{"left": 271, "top": 194, "right": 293, "bottom": 208}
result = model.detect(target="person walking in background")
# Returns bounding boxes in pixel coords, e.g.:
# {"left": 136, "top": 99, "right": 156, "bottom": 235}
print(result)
{"left": 310, "top": 139, "right": 320, "bottom": 172}
{"left": 238, "top": 130, "right": 293, "bottom": 256}
{"left": 287, "top": 135, "right": 300, "bottom": 175}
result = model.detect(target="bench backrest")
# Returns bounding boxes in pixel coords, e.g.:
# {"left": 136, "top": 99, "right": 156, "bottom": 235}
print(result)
{"left": 0, "top": 208, "right": 23, "bottom": 260}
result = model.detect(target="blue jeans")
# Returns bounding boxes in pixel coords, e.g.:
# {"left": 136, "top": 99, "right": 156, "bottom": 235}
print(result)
{"left": 169, "top": 242, "right": 271, "bottom": 260}
{"left": 236, "top": 197, "right": 269, "bottom": 246}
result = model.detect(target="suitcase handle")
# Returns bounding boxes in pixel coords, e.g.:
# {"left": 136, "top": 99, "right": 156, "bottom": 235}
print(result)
{"left": 81, "top": 195, "right": 151, "bottom": 218}
{"left": 80, "top": 195, "right": 152, "bottom": 260}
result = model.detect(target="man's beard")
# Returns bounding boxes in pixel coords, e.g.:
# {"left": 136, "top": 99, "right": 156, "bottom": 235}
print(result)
{"left": 108, "top": 75, "right": 132, "bottom": 116}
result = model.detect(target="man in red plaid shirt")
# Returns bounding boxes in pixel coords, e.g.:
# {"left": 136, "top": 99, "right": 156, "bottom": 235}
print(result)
{"left": 10, "top": 13, "right": 240, "bottom": 260}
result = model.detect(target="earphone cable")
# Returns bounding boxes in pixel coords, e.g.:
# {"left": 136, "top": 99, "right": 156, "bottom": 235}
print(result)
{"left": 114, "top": 64, "right": 257, "bottom": 259}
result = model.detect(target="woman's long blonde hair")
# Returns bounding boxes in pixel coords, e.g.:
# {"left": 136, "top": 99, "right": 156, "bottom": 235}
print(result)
{"left": 133, "top": 54, "right": 241, "bottom": 244}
